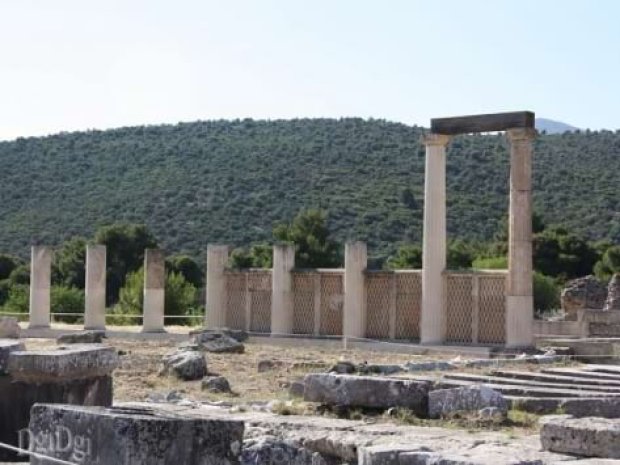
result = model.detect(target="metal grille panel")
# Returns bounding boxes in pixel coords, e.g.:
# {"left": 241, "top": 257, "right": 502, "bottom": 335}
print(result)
{"left": 479, "top": 275, "right": 506, "bottom": 344}
{"left": 248, "top": 271, "right": 272, "bottom": 333}
{"left": 446, "top": 275, "right": 474, "bottom": 343}
{"left": 319, "top": 272, "right": 344, "bottom": 336}
{"left": 366, "top": 273, "right": 392, "bottom": 339}
{"left": 395, "top": 272, "right": 421, "bottom": 340}
{"left": 293, "top": 272, "right": 315, "bottom": 334}
{"left": 225, "top": 271, "right": 246, "bottom": 330}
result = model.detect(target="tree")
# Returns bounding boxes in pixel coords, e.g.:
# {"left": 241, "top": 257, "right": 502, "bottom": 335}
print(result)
{"left": 94, "top": 224, "right": 158, "bottom": 304}
{"left": 594, "top": 245, "right": 620, "bottom": 281}
{"left": 273, "top": 209, "right": 340, "bottom": 268}
{"left": 0, "top": 254, "right": 19, "bottom": 280}
{"left": 229, "top": 244, "right": 273, "bottom": 269}
{"left": 167, "top": 255, "right": 204, "bottom": 288}
{"left": 385, "top": 244, "right": 422, "bottom": 269}
{"left": 53, "top": 237, "right": 87, "bottom": 288}
{"left": 447, "top": 240, "right": 475, "bottom": 270}
{"left": 533, "top": 227, "right": 597, "bottom": 280}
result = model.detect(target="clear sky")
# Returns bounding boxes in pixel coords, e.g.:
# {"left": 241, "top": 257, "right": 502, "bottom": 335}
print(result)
{"left": 1, "top": 0, "right": 619, "bottom": 140}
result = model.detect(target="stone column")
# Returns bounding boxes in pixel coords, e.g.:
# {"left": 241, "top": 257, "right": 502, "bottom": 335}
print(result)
{"left": 29, "top": 246, "right": 52, "bottom": 328}
{"left": 271, "top": 244, "right": 295, "bottom": 336}
{"left": 420, "top": 133, "right": 450, "bottom": 344}
{"left": 205, "top": 245, "right": 229, "bottom": 329}
{"left": 505, "top": 128, "right": 536, "bottom": 348}
{"left": 84, "top": 245, "right": 107, "bottom": 330}
{"left": 343, "top": 241, "right": 367, "bottom": 339}
{"left": 142, "top": 249, "right": 165, "bottom": 333}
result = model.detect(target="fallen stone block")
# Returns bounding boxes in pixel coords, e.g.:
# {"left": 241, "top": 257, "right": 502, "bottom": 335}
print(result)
{"left": 162, "top": 350, "right": 207, "bottom": 380}
{"left": 0, "top": 317, "right": 20, "bottom": 338}
{"left": 193, "top": 331, "right": 245, "bottom": 354}
{"left": 428, "top": 385, "right": 508, "bottom": 419}
{"left": 7, "top": 344, "right": 118, "bottom": 382}
{"left": 191, "top": 327, "right": 249, "bottom": 343}
{"left": 57, "top": 330, "right": 106, "bottom": 344}
{"left": 540, "top": 415, "right": 620, "bottom": 458}
{"left": 202, "top": 375, "right": 232, "bottom": 393}
{"left": 241, "top": 435, "right": 333, "bottom": 465}
{"left": 0, "top": 339, "right": 25, "bottom": 375}
{"left": 1, "top": 345, "right": 117, "bottom": 461}
{"left": 304, "top": 374, "right": 430, "bottom": 416}
{"left": 28, "top": 403, "right": 244, "bottom": 465}
{"left": 404, "top": 361, "right": 456, "bottom": 372}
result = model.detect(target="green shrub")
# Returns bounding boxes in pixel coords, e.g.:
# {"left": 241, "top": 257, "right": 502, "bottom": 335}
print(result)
{"left": 51, "top": 286, "right": 85, "bottom": 324}
{"left": 1, "top": 284, "right": 29, "bottom": 316}
{"left": 111, "top": 268, "right": 198, "bottom": 326}
{"left": 533, "top": 272, "right": 560, "bottom": 315}
{"left": 472, "top": 256, "right": 507, "bottom": 270}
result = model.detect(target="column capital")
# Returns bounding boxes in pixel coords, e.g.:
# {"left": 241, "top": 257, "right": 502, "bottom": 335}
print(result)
{"left": 505, "top": 127, "right": 537, "bottom": 142}
{"left": 422, "top": 133, "right": 451, "bottom": 147}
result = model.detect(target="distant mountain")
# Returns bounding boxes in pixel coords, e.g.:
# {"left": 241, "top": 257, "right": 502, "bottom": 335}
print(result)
{"left": 535, "top": 118, "right": 579, "bottom": 134}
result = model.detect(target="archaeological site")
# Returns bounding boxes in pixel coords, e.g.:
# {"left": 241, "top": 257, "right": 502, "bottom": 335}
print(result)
{"left": 1, "top": 111, "right": 619, "bottom": 464}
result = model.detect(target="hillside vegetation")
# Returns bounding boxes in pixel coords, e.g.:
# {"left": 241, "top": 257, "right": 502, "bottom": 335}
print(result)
{"left": 0, "top": 118, "right": 618, "bottom": 262}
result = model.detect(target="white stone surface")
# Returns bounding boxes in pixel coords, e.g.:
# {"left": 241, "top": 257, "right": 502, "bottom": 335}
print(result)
{"left": 28, "top": 246, "right": 52, "bottom": 328}
{"left": 271, "top": 244, "right": 295, "bottom": 335}
{"left": 205, "top": 244, "right": 229, "bottom": 329}
{"left": 343, "top": 241, "right": 367, "bottom": 339}
{"left": 142, "top": 249, "right": 165, "bottom": 333}
{"left": 84, "top": 245, "right": 107, "bottom": 330}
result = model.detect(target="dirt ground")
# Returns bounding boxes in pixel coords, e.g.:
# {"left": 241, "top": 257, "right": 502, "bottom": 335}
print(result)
{"left": 23, "top": 335, "right": 449, "bottom": 404}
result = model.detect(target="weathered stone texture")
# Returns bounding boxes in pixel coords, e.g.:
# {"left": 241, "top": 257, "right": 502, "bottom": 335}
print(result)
{"left": 57, "top": 330, "right": 106, "bottom": 344}
{"left": 7, "top": 345, "right": 119, "bottom": 382}
{"left": 605, "top": 274, "right": 620, "bottom": 311}
{"left": 193, "top": 331, "right": 245, "bottom": 354}
{"left": 428, "top": 385, "right": 508, "bottom": 419}
{"left": 28, "top": 404, "right": 244, "bottom": 465}
{"left": 0, "top": 339, "right": 25, "bottom": 375}
{"left": 540, "top": 415, "right": 620, "bottom": 458}
{"left": 561, "top": 275, "right": 608, "bottom": 319}
{"left": 0, "top": 317, "right": 20, "bottom": 339}
{"left": 161, "top": 350, "right": 208, "bottom": 380}
{"left": 303, "top": 374, "right": 430, "bottom": 416}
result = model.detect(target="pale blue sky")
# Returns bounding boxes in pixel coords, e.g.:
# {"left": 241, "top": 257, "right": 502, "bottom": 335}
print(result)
{"left": 1, "top": 0, "right": 619, "bottom": 140}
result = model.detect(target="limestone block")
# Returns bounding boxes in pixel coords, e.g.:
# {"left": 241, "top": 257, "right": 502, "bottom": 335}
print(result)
{"left": 0, "top": 339, "right": 25, "bottom": 375}
{"left": 28, "top": 403, "right": 244, "bottom": 465}
{"left": 7, "top": 345, "right": 118, "bottom": 382}
{"left": 0, "top": 316, "right": 20, "bottom": 338}
{"left": 303, "top": 373, "right": 430, "bottom": 415}
{"left": 540, "top": 415, "right": 620, "bottom": 458}
{"left": 190, "top": 327, "right": 249, "bottom": 342}
{"left": 193, "top": 331, "right": 245, "bottom": 353}
{"left": 605, "top": 274, "right": 620, "bottom": 311}
{"left": 161, "top": 350, "right": 207, "bottom": 381}
{"left": 57, "top": 330, "right": 106, "bottom": 344}
{"left": 562, "top": 275, "right": 608, "bottom": 319}
{"left": 428, "top": 385, "right": 508, "bottom": 419}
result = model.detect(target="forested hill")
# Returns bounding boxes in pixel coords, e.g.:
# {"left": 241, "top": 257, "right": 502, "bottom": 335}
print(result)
{"left": 0, "top": 118, "right": 618, "bottom": 261}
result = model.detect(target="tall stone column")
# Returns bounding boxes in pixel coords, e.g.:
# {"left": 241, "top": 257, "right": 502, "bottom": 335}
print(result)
{"left": 505, "top": 128, "right": 536, "bottom": 348}
{"left": 142, "top": 249, "right": 165, "bottom": 333}
{"left": 29, "top": 246, "right": 52, "bottom": 328}
{"left": 205, "top": 245, "right": 229, "bottom": 329}
{"left": 343, "top": 241, "right": 367, "bottom": 339}
{"left": 271, "top": 244, "right": 295, "bottom": 336}
{"left": 420, "top": 133, "right": 450, "bottom": 344}
{"left": 84, "top": 245, "right": 107, "bottom": 330}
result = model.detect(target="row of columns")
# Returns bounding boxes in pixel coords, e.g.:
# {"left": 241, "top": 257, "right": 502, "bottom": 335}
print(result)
{"left": 421, "top": 129, "right": 536, "bottom": 348}
{"left": 28, "top": 245, "right": 166, "bottom": 332}
{"left": 206, "top": 242, "right": 369, "bottom": 338}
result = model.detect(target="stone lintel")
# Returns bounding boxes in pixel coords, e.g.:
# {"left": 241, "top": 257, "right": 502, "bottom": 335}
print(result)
{"left": 431, "top": 111, "right": 535, "bottom": 135}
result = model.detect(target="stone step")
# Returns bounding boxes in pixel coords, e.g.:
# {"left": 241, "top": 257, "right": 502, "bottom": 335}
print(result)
{"left": 442, "top": 372, "right": 620, "bottom": 393}
{"left": 410, "top": 376, "right": 619, "bottom": 398}
{"left": 492, "top": 369, "right": 620, "bottom": 387}
{"left": 540, "top": 415, "right": 620, "bottom": 459}
{"left": 581, "top": 364, "right": 620, "bottom": 374}
{"left": 542, "top": 367, "right": 620, "bottom": 381}
{"left": 506, "top": 396, "right": 620, "bottom": 417}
